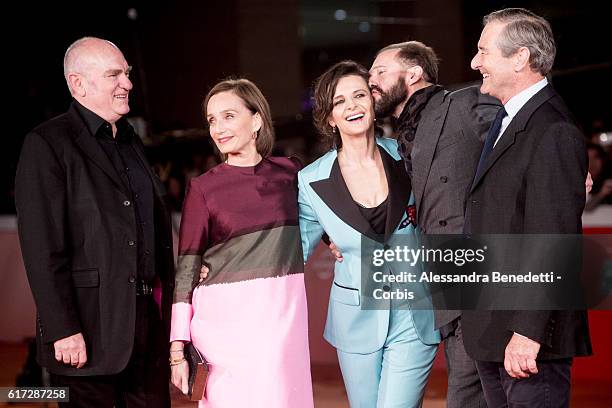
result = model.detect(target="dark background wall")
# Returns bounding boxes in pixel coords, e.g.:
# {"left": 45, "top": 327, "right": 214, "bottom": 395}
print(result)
{"left": 3, "top": 0, "right": 610, "bottom": 212}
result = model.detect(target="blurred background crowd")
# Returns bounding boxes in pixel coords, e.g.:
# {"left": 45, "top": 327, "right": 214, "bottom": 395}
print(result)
{"left": 1, "top": 0, "right": 610, "bottom": 217}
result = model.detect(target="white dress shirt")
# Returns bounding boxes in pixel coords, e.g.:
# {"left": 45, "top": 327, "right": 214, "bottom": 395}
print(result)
{"left": 494, "top": 77, "right": 549, "bottom": 147}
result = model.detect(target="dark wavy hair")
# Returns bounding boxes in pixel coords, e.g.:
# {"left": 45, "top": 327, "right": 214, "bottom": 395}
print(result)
{"left": 312, "top": 60, "right": 370, "bottom": 149}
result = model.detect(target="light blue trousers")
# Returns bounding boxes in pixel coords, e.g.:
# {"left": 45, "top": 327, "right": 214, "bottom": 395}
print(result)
{"left": 337, "top": 309, "right": 437, "bottom": 408}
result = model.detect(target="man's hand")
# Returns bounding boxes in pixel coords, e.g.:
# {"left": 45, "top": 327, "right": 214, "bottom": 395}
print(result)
{"left": 585, "top": 171, "right": 593, "bottom": 195}
{"left": 328, "top": 241, "right": 343, "bottom": 262}
{"left": 199, "top": 265, "right": 209, "bottom": 282}
{"left": 54, "top": 332, "right": 87, "bottom": 368}
{"left": 504, "top": 333, "right": 540, "bottom": 378}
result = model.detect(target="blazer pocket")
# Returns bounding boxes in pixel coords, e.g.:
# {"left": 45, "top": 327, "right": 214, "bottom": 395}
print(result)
{"left": 71, "top": 268, "right": 99, "bottom": 288}
{"left": 435, "top": 130, "right": 463, "bottom": 152}
{"left": 331, "top": 282, "right": 360, "bottom": 306}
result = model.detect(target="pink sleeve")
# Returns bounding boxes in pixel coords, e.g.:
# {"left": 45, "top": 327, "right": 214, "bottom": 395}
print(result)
{"left": 170, "top": 302, "right": 194, "bottom": 342}
{"left": 170, "top": 178, "right": 210, "bottom": 341}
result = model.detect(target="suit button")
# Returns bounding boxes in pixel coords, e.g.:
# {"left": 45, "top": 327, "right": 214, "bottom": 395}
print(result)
{"left": 128, "top": 240, "right": 136, "bottom": 246}
{"left": 128, "top": 276, "right": 136, "bottom": 283}
{"left": 439, "top": 220, "right": 447, "bottom": 227}
{"left": 440, "top": 176, "right": 448, "bottom": 183}
{"left": 472, "top": 199, "right": 478, "bottom": 204}
{"left": 383, "top": 285, "right": 391, "bottom": 292}
{"left": 123, "top": 200, "right": 131, "bottom": 207}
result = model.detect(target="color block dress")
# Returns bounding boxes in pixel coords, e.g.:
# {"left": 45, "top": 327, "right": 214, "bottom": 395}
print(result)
{"left": 170, "top": 157, "right": 313, "bottom": 407}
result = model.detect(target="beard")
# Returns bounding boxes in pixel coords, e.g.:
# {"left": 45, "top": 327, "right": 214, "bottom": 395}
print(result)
{"left": 373, "top": 76, "right": 407, "bottom": 119}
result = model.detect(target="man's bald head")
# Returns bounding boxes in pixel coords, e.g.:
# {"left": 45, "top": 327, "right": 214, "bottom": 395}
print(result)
{"left": 63, "top": 37, "right": 121, "bottom": 94}
{"left": 62, "top": 36, "right": 133, "bottom": 125}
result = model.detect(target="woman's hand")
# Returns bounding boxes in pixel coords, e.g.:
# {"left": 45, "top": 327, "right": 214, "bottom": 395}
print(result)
{"left": 171, "top": 359, "right": 190, "bottom": 394}
{"left": 199, "top": 265, "right": 209, "bottom": 282}
{"left": 169, "top": 341, "right": 189, "bottom": 395}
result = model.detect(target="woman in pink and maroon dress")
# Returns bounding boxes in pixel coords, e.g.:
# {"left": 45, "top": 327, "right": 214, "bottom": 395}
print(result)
{"left": 169, "top": 79, "right": 313, "bottom": 407}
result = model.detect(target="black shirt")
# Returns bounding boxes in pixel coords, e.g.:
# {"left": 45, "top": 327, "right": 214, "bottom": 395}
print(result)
{"left": 74, "top": 101, "right": 156, "bottom": 282}
{"left": 355, "top": 197, "right": 388, "bottom": 236}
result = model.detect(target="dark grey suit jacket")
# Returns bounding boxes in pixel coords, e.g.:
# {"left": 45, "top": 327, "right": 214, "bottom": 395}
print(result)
{"left": 461, "top": 84, "right": 592, "bottom": 362}
{"left": 409, "top": 86, "right": 500, "bottom": 328}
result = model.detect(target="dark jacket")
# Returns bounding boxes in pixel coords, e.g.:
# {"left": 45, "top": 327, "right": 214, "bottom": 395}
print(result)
{"left": 409, "top": 85, "right": 500, "bottom": 329}
{"left": 15, "top": 103, "right": 175, "bottom": 375}
{"left": 461, "top": 84, "right": 592, "bottom": 362}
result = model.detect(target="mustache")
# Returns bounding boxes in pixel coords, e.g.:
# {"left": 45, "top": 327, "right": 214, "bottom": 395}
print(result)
{"left": 370, "top": 85, "right": 384, "bottom": 95}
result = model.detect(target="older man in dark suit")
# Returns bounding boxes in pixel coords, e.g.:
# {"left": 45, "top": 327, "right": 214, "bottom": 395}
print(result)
{"left": 462, "top": 8, "right": 592, "bottom": 407}
{"left": 15, "top": 37, "right": 174, "bottom": 407}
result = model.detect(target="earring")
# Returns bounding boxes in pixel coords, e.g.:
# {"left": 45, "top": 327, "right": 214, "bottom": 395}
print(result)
{"left": 332, "top": 126, "right": 337, "bottom": 133}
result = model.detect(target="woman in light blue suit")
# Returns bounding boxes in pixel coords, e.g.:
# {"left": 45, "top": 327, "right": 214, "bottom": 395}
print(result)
{"left": 299, "top": 61, "right": 440, "bottom": 407}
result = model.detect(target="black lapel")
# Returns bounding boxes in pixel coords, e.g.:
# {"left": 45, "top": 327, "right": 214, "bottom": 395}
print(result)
{"left": 310, "top": 144, "right": 411, "bottom": 242}
{"left": 470, "top": 84, "right": 556, "bottom": 193}
{"left": 381, "top": 147, "right": 412, "bottom": 241}
{"left": 310, "top": 157, "right": 380, "bottom": 241}
{"left": 67, "top": 105, "right": 129, "bottom": 196}
{"left": 411, "top": 91, "right": 449, "bottom": 213}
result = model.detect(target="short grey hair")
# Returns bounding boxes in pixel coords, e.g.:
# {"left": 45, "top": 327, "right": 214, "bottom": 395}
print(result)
{"left": 484, "top": 8, "right": 556, "bottom": 75}
{"left": 63, "top": 37, "right": 118, "bottom": 92}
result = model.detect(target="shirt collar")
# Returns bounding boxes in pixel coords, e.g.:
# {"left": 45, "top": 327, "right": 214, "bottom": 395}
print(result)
{"left": 503, "top": 77, "right": 548, "bottom": 120}
{"left": 73, "top": 99, "right": 107, "bottom": 137}
{"left": 73, "top": 99, "right": 133, "bottom": 142}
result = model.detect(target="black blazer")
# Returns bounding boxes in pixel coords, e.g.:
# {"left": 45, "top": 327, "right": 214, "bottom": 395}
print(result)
{"left": 15, "top": 103, "right": 175, "bottom": 375}
{"left": 461, "top": 84, "right": 592, "bottom": 362}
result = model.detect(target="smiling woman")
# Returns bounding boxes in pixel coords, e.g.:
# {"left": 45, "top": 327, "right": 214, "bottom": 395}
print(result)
{"left": 202, "top": 79, "right": 274, "bottom": 165}
{"left": 312, "top": 61, "right": 373, "bottom": 150}
{"left": 329, "top": 74, "right": 375, "bottom": 140}
{"left": 169, "top": 78, "right": 314, "bottom": 407}
{"left": 299, "top": 60, "right": 440, "bottom": 407}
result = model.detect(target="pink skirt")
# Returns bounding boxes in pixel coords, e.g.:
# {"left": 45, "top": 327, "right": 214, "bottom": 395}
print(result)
{"left": 190, "top": 273, "right": 313, "bottom": 407}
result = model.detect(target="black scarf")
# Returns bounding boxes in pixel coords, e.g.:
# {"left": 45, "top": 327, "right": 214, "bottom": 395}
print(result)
{"left": 395, "top": 84, "right": 444, "bottom": 175}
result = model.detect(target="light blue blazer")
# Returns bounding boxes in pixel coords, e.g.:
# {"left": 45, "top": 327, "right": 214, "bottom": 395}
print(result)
{"left": 298, "top": 137, "right": 440, "bottom": 354}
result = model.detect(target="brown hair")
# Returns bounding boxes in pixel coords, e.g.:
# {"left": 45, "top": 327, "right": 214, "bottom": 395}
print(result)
{"left": 312, "top": 60, "right": 370, "bottom": 149}
{"left": 377, "top": 41, "right": 439, "bottom": 83}
{"left": 202, "top": 78, "right": 275, "bottom": 158}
